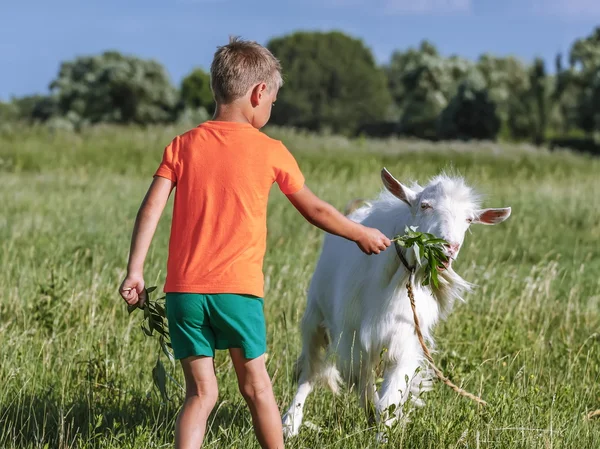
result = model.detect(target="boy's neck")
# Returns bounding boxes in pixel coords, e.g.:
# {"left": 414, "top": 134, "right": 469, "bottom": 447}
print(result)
{"left": 212, "top": 104, "right": 252, "bottom": 125}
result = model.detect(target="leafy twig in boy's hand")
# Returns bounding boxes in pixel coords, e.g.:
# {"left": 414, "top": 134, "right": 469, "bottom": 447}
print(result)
{"left": 391, "top": 226, "right": 450, "bottom": 288}
{"left": 124, "top": 284, "right": 153, "bottom": 312}
{"left": 127, "top": 285, "right": 177, "bottom": 401}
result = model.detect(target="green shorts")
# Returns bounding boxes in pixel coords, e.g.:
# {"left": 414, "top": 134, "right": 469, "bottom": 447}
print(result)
{"left": 165, "top": 292, "right": 266, "bottom": 360}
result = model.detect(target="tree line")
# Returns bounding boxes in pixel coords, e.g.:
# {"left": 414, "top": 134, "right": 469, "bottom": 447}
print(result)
{"left": 2, "top": 28, "right": 600, "bottom": 147}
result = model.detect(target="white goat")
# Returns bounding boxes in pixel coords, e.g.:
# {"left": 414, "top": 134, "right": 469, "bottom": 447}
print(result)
{"left": 283, "top": 168, "right": 511, "bottom": 437}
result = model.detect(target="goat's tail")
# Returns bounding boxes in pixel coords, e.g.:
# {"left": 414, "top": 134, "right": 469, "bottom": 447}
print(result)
{"left": 295, "top": 351, "right": 341, "bottom": 395}
{"left": 320, "top": 361, "right": 342, "bottom": 394}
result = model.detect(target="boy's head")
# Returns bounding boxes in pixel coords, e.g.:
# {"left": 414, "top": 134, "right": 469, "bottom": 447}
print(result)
{"left": 210, "top": 36, "right": 283, "bottom": 128}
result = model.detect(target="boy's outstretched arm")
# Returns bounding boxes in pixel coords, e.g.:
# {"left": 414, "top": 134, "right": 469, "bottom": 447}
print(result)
{"left": 286, "top": 186, "right": 391, "bottom": 255}
{"left": 119, "top": 176, "right": 175, "bottom": 307}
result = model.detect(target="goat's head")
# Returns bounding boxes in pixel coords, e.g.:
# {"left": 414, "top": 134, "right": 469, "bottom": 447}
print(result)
{"left": 381, "top": 168, "right": 511, "bottom": 267}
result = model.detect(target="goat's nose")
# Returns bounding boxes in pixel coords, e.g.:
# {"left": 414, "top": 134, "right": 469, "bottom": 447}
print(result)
{"left": 444, "top": 242, "right": 460, "bottom": 255}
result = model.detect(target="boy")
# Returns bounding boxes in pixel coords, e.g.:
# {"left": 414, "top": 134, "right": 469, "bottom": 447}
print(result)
{"left": 119, "top": 37, "right": 390, "bottom": 449}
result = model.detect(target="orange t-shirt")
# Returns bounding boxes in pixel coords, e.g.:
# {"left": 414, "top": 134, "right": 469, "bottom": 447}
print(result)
{"left": 154, "top": 121, "right": 305, "bottom": 298}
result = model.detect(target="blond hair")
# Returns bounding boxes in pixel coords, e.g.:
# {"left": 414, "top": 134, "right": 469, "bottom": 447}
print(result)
{"left": 210, "top": 36, "right": 283, "bottom": 104}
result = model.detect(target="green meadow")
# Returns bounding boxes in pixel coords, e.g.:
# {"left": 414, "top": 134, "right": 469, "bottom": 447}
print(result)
{"left": 1, "top": 125, "right": 599, "bottom": 448}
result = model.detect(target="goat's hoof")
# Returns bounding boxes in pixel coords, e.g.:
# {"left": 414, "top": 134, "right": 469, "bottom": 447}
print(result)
{"left": 376, "top": 431, "right": 389, "bottom": 444}
{"left": 282, "top": 413, "right": 301, "bottom": 438}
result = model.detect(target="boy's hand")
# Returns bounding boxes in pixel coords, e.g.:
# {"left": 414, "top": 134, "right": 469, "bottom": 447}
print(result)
{"left": 355, "top": 226, "right": 391, "bottom": 255}
{"left": 119, "top": 274, "right": 147, "bottom": 309}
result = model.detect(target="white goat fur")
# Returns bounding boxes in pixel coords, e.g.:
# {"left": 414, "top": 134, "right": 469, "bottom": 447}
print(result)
{"left": 282, "top": 168, "right": 511, "bottom": 437}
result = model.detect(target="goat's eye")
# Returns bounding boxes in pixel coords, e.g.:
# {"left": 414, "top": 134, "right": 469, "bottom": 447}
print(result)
{"left": 421, "top": 202, "right": 431, "bottom": 210}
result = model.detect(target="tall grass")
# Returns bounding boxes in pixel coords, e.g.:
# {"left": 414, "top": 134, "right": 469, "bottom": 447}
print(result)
{"left": 0, "top": 125, "right": 599, "bottom": 448}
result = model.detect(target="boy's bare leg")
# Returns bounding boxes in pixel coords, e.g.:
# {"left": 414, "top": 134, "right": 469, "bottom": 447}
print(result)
{"left": 229, "top": 349, "right": 284, "bottom": 449}
{"left": 175, "top": 356, "right": 219, "bottom": 449}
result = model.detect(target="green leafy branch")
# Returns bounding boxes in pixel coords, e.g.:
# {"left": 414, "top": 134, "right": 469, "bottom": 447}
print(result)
{"left": 392, "top": 226, "right": 450, "bottom": 288}
{"left": 128, "top": 287, "right": 182, "bottom": 402}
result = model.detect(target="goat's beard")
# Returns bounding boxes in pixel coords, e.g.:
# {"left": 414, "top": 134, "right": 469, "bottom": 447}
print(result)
{"left": 420, "top": 265, "right": 473, "bottom": 318}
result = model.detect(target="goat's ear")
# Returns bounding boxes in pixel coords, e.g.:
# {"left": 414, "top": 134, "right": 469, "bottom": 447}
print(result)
{"left": 381, "top": 167, "right": 417, "bottom": 207}
{"left": 473, "top": 207, "right": 511, "bottom": 225}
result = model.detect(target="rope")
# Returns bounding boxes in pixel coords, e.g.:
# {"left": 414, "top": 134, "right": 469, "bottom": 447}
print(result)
{"left": 406, "top": 273, "right": 488, "bottom": 407}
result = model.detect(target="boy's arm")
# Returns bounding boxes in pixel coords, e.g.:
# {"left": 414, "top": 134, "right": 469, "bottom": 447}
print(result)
{"left": 119, "top": 176, "right": 175, "bottom": 307}
{"left": 286, "top": 186, "right": 391, "bottom": 255}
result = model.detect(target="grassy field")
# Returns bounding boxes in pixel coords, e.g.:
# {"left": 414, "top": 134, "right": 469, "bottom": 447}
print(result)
{"left": 1, "top": 124, "right": 599, "bottom": 448}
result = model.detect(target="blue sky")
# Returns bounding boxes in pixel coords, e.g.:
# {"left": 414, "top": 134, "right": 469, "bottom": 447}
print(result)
{"left": 1, "top": 0, "right": 599, "bottom": 100}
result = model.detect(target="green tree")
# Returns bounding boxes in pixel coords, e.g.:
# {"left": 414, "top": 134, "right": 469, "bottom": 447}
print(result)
{"left": 180, "top": 68, "right": 214, "bottom": 114}
{"left": 267, "top": 31, "right": 392, "bottom": 134}
{"left": 386, "top": 40, "right": 439, "bottom": 110}
{"left": 590, "top": 70, "right": 600, "bottom": 132}
{"left": 506, "top": 95, "right": 535, "bottom": 141}
{"left": 0, "top": 95, "right": 57, "bottom": 123}
{"left": 570, "top": 27, "right": 600, "bottom": 74}
{"left": 568, "top": 27, "right": 600, "bottom": 134}
{"left": 437, "top": 74, "right": 501, "bottom": 140}
{"left": 529, "top": 58, "right": 548, "bottom": 145}
{"left": 476, "top": 54, "right": 532, "bottom": 140}
{"left": 0, "top": 101, "right": 19, "bottom": 122}
{"left": 50, "top": 51, "right": 178, "bottom": 126}
{"left": 16, "top": 95, "right": 58, "bottom": 122}
{"left": 578, "top": 68, "right": 600, "bottom": 134}
{"left": 30, "top": 96, "right": 59, "bottom": 122}
{"left": 552, "top": 53, "right": 580, "bottom": 135}
{"left": 386, "top": 41, "right": 476, "bottom": 139}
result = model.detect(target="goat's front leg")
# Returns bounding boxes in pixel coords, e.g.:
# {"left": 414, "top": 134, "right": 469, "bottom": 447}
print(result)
{"left": 356, "top": 358, "right": 379, "bottom": 425}
{"left": 375, "top": 358, "right": 422, "bottom": 440}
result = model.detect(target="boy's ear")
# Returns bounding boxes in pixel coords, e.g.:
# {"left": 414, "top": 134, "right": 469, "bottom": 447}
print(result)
{"left": 251, "top": 83, "right": 267, "bottom": 107}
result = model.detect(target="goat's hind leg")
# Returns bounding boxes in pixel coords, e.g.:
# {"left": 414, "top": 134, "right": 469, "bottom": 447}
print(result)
{"left": 282, "top": 374, "right": 313, "bottom": 438}
{"left": 282, "top": 304, "right": 328, "bottom": 437}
